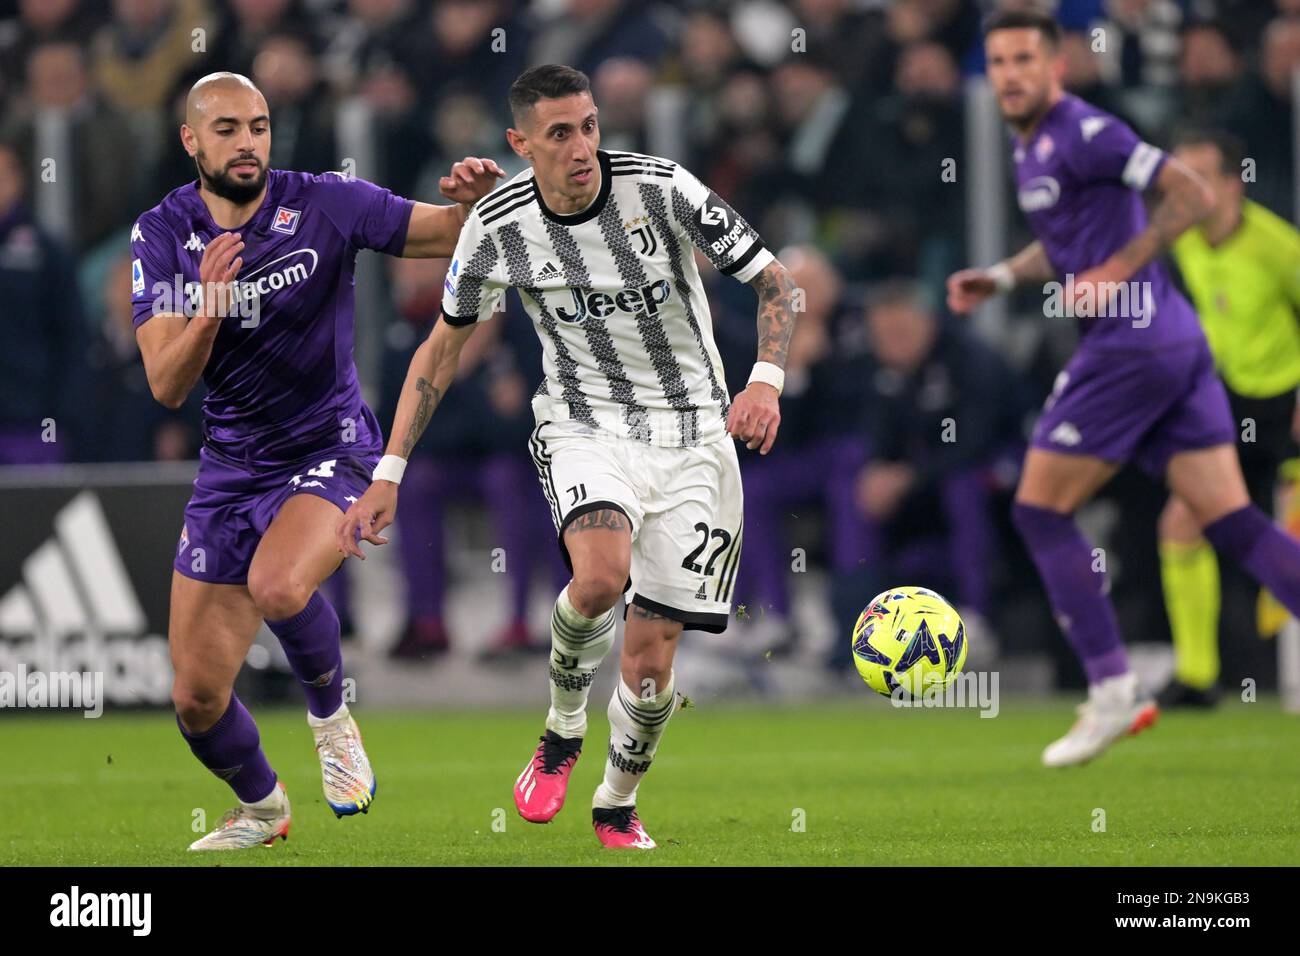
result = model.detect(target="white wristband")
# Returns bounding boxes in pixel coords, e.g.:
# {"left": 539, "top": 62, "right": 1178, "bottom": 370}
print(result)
{"left": 748, "top": 361, "right": 785, "bottom": 395}
{"left": 372, "top": 454, "right": 408, "bottom": 485}
{"left": 987, "top": 262, "right": 1016, "bottom": 294}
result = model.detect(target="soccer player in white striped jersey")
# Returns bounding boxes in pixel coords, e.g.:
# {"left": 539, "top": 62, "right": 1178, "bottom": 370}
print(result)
{"left": 337, "top": 64, "right": 797, "bottom": 849}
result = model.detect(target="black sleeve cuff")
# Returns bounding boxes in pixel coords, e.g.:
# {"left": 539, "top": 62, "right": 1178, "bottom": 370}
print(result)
{"left": 440, "top": 309, "right": 478, "bottom": 328}
{"left": 719, "top": 239, "right": 765, "bottom": 277}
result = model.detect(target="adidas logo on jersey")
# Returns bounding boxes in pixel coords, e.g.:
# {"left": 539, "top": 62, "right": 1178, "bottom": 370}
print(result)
{"left": 184, "top": 233, "right": 206, "bottom": 253}
{"left": 536, "top": 261, "right": 561, "bottom": 282}
{"left": 554, "top": 279, "right": 671, "bottom": 323}
{"left": 694, "top": 582, "right": 707, "bottom": 600}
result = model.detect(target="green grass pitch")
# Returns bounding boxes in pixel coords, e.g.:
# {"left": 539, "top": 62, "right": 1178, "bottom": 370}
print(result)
{"left": 3, "top": 699, "right": 1296, "bottom": 866}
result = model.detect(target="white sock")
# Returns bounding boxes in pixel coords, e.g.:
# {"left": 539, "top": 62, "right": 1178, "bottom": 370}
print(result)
{"left": 546, "top": 585, "right": 617, "bottom": 739}
{"left": 244, "top": 780, "right": 284, "bottom": 811}
{"left": 1090, "top": 671, "right": 1138, "bottom": 707}
{"left": 307, "top": 702, "right": 348, "bottom": 726}
{"left": 593, "top": 672, "right": 676, "bottom": 809}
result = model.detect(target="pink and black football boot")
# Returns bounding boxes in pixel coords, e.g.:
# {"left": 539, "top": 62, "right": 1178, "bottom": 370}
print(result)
{"left": 514, "top": 730, "right": 582, "bottom": 823}
{"left": 592, "top": 805, "right": 657, "bottom": 849}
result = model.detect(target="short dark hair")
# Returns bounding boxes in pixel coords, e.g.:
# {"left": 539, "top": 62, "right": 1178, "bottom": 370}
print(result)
{"left": 1171, "top": 127, "right": 1246, "bottom": 175}
{"left": 508, "top": 64, "right": 591, "bottom": 123}
{"left": 982, "top": 8, "right": 1062, "bottom": 48}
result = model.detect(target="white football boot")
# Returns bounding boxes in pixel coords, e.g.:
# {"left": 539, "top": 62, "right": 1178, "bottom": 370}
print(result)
{"left": 1042, "top": 672, "right": 1158, "bottom": 768}
{"left": 309, "top": 704, "right": 377, "bottom": 817}
{"left": 188, "top": 781, "right": 291, "bottom": 851}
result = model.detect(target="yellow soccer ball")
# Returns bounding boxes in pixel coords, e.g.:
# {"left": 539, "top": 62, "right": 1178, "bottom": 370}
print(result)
{"left": 851, "top": 587, "right": 967, "bottom": 697}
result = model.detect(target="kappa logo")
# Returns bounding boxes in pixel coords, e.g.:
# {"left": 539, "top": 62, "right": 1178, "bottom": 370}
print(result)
{"left": 130, "top": 221, "right": 144, "bottom": 243}
{"left": 1081, "top": 116, "right": 1109, "bottom": 143}
{"left": 1049, "top": 422, "right": 1082, "bottom": 447}
{"left": 272, "top": 206, "right": 301, "bottom": 236}
{"left": 184, "top": 232, "right": 206, "bottom": 253}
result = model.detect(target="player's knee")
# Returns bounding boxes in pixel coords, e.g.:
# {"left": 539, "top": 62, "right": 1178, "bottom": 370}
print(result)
{"left": 172, "top": 681, "right": 229, "bottom": 734}
{"left": 247, "top": 568, "right": 312, "bottom": 621}
{"left": 568, "top": 567, "right": 626, "bottom": 617}
{"left": 621, "top": 647, "right": 674, "bottom": 695}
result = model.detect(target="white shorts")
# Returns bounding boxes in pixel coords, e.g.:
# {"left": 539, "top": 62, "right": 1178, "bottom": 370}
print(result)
{"left": 528, "top": 420, "right": 743, "bottom": 633}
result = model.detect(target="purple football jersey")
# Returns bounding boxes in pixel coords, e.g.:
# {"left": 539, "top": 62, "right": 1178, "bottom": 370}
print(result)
{"left": 130, "top": 170, "right": 413, "bottom": 469}
{"left": 1013, "top": 94, "right": 1202, "bottom": 350}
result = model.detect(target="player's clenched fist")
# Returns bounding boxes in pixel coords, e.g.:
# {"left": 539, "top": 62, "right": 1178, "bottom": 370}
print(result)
{"left": 198, "top": 231, "right": 245, "bottom": 320}
{"left": 727, "top": 382, "right": 781, "bottom": 455}
{"left": 439, "top": 156, "right": 506, "bottom": 205}
{"left": 946, "top": 268, "right": 998, "bottom": 314}
{"left": 337, "top": 480, "right": 399, "bottom": 559}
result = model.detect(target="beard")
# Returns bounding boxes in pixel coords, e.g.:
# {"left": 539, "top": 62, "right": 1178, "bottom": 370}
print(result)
{"left": 1000, "top": 90, "right": 1050, "bottom": 130}
{"left": 196, "top": 151, "right": 267, "bottom": 204}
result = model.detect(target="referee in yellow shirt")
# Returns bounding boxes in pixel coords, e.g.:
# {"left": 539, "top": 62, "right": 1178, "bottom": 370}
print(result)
{"left": 1158, "top": 128, "right": 1300, "bottom": 708}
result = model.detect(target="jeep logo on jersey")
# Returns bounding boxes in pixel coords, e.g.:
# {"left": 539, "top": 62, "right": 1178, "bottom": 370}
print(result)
{"left": 1018, "top": 176, "right": 1061, "bottom": 212}
{"left": 554, "top": 279, "right": 671, "bottom": 323}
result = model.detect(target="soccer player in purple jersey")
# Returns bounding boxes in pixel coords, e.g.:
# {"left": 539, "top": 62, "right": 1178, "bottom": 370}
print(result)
{"left": 133, "top": 72, "right": 502, "bottom": 850}
{"left": 948, "top": 10, "right": 1300, "bottom": 766}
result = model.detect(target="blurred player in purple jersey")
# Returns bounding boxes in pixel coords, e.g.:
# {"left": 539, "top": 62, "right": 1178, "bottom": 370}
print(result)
{"left": 132, "top": 72, "right": 502, "bottom": 850}
{"left": 948, "top": 10, "right": 1300, "bottom": 766}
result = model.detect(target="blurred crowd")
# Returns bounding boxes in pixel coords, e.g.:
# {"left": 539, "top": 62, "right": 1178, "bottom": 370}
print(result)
{"left": 1, "top": 0, "right": 1298, "bottom": 676}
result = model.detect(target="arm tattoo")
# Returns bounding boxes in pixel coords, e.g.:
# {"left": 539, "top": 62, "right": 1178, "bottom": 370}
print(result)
{"left": 401, "top": 376, "right": 441, "bottom": 458}
{"left": 1112, "top": 172, "right": 1206, "bottom": 276}
{"left": 750, "top": 262, "right": 798, "bottom": 369}
{"left": 563, "top": 508, "right": 629, "bottom": 536}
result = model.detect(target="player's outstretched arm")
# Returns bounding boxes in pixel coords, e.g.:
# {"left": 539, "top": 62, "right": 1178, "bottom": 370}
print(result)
{"left": 400, "top": 157, "right": 505, "bottom": 258}
{"left": 946, "top": 240, "right": 1054, "bottom": 314}
{"left": 336, "top": 318, "right": 477, "bottom": 558}
{"left": 136, "top": 231, "right": 244, "bottom": 408}
{"left": 727, "top": 258, "right": 797, "bottom": 455}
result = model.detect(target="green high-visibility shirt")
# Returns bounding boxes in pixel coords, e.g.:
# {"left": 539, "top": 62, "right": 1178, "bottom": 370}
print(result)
{"left": 1173, "top": 199, "right": 1300, "bottom": 398}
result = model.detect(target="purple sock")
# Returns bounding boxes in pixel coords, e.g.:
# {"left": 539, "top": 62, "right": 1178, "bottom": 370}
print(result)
{"left": 1204, "top": 505, "right": 1300, "bottom": 614}
{"left": 267, "top": 591, "right": 344, "bottom": 718}
{"left": 178, "top": 694, "right": 277, "bottom": 802}
{"left": 1012, "top": 502, "right": 1129, "bottom": 683}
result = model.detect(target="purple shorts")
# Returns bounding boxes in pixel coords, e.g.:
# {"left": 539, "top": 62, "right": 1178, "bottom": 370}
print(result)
{"left": 174, "top": 447, "right": 379, "bottom": 585}
{"left": 1032, "top": 339, "right": 1236, "bottom": 477}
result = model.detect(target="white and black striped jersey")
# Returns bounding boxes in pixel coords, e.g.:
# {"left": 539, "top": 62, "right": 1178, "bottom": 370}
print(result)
{"left": 441, "top": 149, "right": 773, "bottom": 447}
